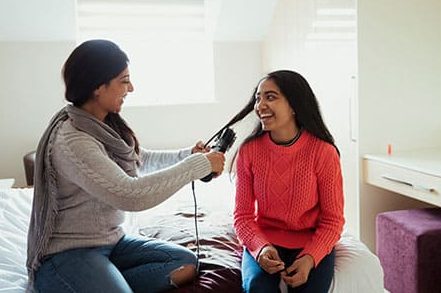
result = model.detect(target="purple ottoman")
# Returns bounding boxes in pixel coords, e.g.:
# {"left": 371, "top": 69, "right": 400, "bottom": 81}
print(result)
{"left": 376, "top": 208, "right": 441, "bottom": 293}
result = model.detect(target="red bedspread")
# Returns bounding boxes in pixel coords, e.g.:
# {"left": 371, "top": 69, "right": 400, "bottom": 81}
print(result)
{"left": 138, "top": 180, "right": 243, "bottom": 292}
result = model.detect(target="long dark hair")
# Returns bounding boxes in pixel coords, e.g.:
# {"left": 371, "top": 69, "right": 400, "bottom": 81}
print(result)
{"left": 62, "top": 39, "right": 139, "bottom": 154}
{"left": 225, "top": 70, "right": 338, "bottom": 153}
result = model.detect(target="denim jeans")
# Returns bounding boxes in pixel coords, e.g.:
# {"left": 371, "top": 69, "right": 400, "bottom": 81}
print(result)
{"left": 34, "top": 235, "right": 198, "bottom": 293}
{"left": 241, "top": 246, "right": 335, "bottom": 293}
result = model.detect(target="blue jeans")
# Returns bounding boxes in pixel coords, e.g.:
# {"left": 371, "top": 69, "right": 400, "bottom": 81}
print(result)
{"left": 34, "top": 235, "right": 198, "bottom": 293}
{"left": 242, "top": 247, "right": 335, "bottom": 293}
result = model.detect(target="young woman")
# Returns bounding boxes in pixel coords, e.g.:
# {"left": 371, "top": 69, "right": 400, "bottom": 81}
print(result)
{"left": 230, "top": 70, "right": 344, "bottom": 292}
{"left": 27, "top": 39, "right": 225, "bottom": 292}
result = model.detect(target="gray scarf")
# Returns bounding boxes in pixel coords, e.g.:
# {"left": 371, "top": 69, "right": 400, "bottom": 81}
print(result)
{"left": 26, "top": 105, "right": 137, "bottom": 287}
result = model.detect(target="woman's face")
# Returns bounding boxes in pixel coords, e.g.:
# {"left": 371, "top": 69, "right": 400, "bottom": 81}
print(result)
{"left": 254, "top": 78, "right": 296, "bottom": 135}
{"left": 92, "top": 67, "right": 134, "bottom": 118}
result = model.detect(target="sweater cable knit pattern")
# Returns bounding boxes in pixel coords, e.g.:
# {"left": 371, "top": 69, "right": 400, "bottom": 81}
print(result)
{"left": 43, "top": 120, "right": 211, "bottom": 257}
{"left": 233, "top": 131, "right": 344, "bottom": 266}
{"left": 27, "top": 106, "right": 212, "bottom": 282}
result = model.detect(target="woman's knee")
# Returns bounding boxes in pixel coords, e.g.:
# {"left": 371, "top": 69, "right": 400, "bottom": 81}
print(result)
{"left": 177, "top": 249, "right": 198, "bottom": 266}
{"left": 169, "top": 249, "right": 199, "bottom": 286}
{"left": 169, "top": 264, "right": 198, "bottom": 286}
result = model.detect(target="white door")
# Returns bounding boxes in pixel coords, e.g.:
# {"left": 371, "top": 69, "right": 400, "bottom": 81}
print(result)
{"left": 262, "top": 0, "right": 359, "bottom": 236}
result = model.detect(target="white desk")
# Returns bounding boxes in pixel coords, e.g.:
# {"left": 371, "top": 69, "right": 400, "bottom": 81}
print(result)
{"left": 363, "top": 149, "right": 441, "bottom": 207}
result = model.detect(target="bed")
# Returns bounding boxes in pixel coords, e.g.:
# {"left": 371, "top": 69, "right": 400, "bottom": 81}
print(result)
{"left": 0, "top": 176, "right": 385, "bottom": 292}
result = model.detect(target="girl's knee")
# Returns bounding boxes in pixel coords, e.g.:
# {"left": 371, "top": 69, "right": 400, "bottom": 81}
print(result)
{"left": 243, "top": 271, "right": 279, "bottom": 293}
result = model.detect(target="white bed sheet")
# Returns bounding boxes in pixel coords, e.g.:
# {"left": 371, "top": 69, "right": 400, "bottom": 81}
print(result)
{"left": 277, "top": 232, "right": 385, "bottom": 293}
{"left": 0, "top": 188, "right": 32, "bottom": 292}
{"left": 0, "top": 186, "right": 385, "bottom": 293}
{"left": 331, "top": 232, "right": 385, "bottom": 293}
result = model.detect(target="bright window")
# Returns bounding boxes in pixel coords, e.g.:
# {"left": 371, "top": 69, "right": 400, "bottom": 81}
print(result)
{"left": 77, "top": 0, "right": 215, "bottom": 106}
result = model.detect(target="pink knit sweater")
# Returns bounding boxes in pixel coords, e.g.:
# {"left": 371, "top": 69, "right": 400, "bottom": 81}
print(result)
{"left": 233, "top": 131, "right": 344, "bottom": 266}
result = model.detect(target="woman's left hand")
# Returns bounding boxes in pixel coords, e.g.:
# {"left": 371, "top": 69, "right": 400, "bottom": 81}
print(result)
{"left": 281, "top": 254, "right": 314, "bottom": 288}
{"left": 191, "top": 140, "right": 210, "bottom": 154}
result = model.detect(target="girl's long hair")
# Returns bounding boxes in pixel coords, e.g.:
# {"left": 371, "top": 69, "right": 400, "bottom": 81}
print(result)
{"left": 223, "top": 70, "right": 339, "bottom": 173}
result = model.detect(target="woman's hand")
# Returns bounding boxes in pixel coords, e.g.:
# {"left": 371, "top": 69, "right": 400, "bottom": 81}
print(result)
{"left": 193, "top": 140, "right": 224, "bottom": 176}
{"left": 257, "top": 245, "right": 285, "bottom": 274}
{"left": 191, "top": 141, "right": 210, "bottom": 154}
{"left": 205, "top": 152, "right": 225, "bottom": 174}
{"left": 281, "top": 254, "right": 314, "bottom": 288}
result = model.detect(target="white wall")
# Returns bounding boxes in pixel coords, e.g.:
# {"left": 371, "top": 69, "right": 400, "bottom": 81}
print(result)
{"left": 261, "top": 0, "right": 359, "bottom": 237}
{"left": 0, "top": 0, "right": 263, "bottom": 187}
{"left": 0, "top": 42, "right": 74, "bottom": 185}
{"left": 122, "top": 41, "right": 262, "bottom": 150}
{"left": 358, "top": 0, "right": 441, "bottom": 250}
{"left": 0, "top": 0, "right": 76, "bottom": 186}
{"left": 0, "top": 0, "right": 76, "bottom": 42}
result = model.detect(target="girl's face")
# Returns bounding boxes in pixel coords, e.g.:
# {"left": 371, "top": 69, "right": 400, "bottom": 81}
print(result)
{"left": 91, "top": 67, "right": 134, "bottom": 119}
{"left": 254, "top": 78, "right": 296, "bottom": 136}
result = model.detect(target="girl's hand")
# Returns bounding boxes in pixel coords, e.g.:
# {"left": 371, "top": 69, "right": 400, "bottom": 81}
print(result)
{"left": 257, "top": 245, "right": 285, "bottom": 274}
{"left": 281, "top": 254, "right": 314, "bottom": 288}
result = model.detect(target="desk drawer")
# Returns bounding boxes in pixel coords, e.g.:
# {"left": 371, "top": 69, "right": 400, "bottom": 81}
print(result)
{"left": 364, "top": 159, "right": 441, "bottom": 207}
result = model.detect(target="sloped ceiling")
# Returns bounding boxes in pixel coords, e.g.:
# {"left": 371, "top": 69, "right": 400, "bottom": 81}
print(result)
{"left": 0, "top": 0, "right": 278, "bottom": 42}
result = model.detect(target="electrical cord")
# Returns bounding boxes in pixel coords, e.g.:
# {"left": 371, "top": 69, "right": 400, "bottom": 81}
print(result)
{"left": 193, "top": 128, "right": 225, "bottom": 259}
{"left": 191, "top": 181, "right": 200, "bottom": 269}
{"left": 189, "top": 131, "right": 219, "bottom": 281}
{"left": 191, "top": 180, "right": 201, "bottom": 293}
{"left": 189, "top": 125, "right": 232, "bottom": 289}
